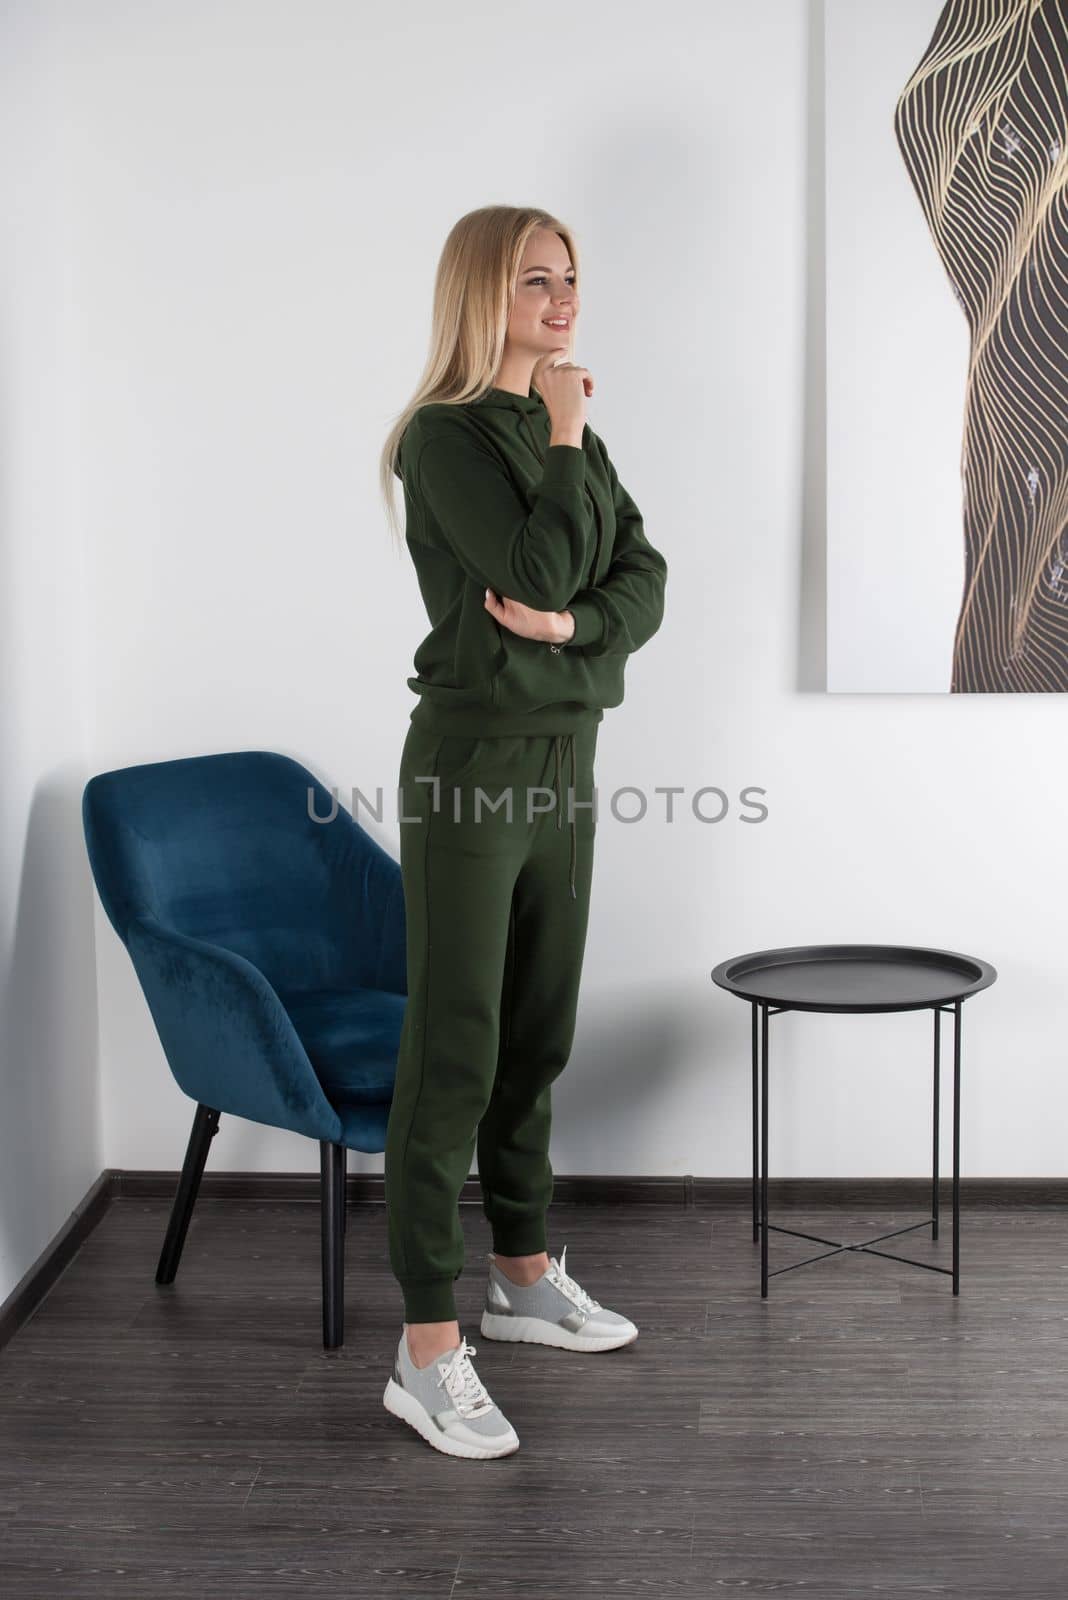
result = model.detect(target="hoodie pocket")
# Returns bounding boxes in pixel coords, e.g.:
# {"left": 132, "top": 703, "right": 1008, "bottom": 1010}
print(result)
{"left": 491, "top": 629, "right": 621, "bottom": 714}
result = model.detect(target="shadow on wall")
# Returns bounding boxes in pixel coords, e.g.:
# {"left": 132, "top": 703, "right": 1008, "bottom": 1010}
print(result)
{"left": 800, "top": 0, "right": 827, "bottom": 694}
{"left": 553, "top": 985, "right": 694, "bottom": 1134}
{"left": 0, "top": 765, "right": 102, "bottom": 1305}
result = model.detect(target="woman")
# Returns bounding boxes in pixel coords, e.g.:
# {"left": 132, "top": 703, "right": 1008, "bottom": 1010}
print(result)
{"left": 378, "top": 205, "right": 668, "bottom": 1459}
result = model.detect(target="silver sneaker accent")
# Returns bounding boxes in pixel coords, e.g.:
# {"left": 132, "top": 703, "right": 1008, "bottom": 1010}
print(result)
{"left": 486, "top": 1274, "right": 516, "bottom": 1314}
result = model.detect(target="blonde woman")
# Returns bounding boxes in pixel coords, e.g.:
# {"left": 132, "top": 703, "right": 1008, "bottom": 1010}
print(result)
{"left": 379, "top": 206, "right": 667, "bottom": 1458}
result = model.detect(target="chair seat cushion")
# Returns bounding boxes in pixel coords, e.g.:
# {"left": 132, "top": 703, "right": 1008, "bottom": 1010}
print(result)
{"left": 278, "top": 986, "right": 405, "bottom": 1106}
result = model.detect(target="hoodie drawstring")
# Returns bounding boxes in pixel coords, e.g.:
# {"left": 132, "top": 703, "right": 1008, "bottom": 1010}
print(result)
{"left": 553, "top": 733, "right": 578, "bottom": 900}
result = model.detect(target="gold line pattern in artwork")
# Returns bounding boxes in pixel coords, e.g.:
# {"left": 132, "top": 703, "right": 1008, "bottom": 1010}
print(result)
{"left": 895, "top": 0, "right": 1068, "bottom": 691}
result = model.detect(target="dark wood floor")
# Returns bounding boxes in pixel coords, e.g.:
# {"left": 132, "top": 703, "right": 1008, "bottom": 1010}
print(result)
{"left": 1, "top": 1197, "right": 1066, "bottom": 1597}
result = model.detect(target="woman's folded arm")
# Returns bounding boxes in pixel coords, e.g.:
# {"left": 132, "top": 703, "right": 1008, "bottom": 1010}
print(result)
{"left": 411, "top": 414, "right": 597, "bottom": 612}
{"left": 565, "top": 443, "right": 668, "bottom": 656}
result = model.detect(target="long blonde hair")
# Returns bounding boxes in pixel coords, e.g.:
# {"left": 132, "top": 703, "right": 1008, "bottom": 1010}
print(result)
{"left": 379, "top": 205, "right": 580, "bottom": 546}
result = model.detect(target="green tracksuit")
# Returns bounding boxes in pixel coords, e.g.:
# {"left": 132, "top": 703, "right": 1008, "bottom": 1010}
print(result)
{"left": 385, "top": 382, "right": 667, "bottom": 1323}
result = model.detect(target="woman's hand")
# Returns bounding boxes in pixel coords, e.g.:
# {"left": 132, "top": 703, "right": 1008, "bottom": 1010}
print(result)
{"left": 485, "top": 588, "right": 575, "bottom": 645}
{"left": 531, "top": 350, "right": 594, "bottom": 441}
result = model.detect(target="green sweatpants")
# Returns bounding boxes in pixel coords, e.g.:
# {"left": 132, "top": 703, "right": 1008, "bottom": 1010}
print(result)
{"left": 385, "top": 716, "right": 600, "bottom": 1324}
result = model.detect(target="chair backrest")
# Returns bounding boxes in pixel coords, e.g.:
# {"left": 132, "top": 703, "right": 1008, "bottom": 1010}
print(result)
{"left": 82, "top": 749, "right": 395, "bottom": 995}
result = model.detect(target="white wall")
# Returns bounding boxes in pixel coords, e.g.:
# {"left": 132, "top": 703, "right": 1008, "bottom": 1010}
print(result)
{"left": 3, "top": 0, "right": 1058, "bottom": 1296}
{"left": 0, "top": 3, "right": 102, "bottom": 1307}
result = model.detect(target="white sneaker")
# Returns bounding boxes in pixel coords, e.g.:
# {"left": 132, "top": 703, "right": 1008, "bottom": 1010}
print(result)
{"left": 480, "top": 1245, "right": 639, "bottom": 1351}
{"left": 383, "top": 1330, "right": 520, "bottom": 1459}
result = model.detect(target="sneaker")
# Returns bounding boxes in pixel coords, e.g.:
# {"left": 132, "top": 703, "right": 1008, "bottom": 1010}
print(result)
{"left": 480, "top": 1245, "right": 639, "bottom": 1352}
{"left": 382, "top": 1329, "right": 520, "bottom": 1459}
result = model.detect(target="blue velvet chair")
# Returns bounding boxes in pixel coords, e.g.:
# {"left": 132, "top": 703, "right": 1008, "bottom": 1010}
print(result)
{"left": 81, "top": 749, "right": 406, "bottom": 1349}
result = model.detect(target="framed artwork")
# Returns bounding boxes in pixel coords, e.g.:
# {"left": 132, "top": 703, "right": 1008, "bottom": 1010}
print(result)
{"left": 827, "top": 0, "right": 1068, "bottom": 692}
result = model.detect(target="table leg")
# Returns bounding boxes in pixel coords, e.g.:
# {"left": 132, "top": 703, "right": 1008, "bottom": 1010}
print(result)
{"left": 752, "top": 1001, "right": 759, "bottom": 1242}
{"left": 932, "top": 1006, "right": 941, "bottom": 1241}
{"left": 953, "top": 998, "right": 961, "bottom": 1294}
{"left": 761, "top": 1001, "right": 769, "bottom": 1298}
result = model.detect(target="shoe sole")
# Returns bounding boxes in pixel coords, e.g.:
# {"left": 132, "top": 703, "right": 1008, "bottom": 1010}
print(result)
{"left": 480, "top": 1310, "right": 639, "bottom": 1351}
{"left": 382, "top": 1377, "right": 520, "bottom": 1459}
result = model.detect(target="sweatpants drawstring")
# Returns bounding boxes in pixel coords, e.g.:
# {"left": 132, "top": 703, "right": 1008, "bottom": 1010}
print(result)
{"left": 553, "top": 733, "right": 578, "bottom": 900}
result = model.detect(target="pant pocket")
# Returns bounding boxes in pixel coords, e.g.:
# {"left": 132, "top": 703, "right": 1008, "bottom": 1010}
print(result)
{"left": 434, "top": 735, "right": 487, "bottom": 788}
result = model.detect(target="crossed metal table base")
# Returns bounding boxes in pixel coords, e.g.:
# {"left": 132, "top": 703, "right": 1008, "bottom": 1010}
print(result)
{"left": 751, "top": 998, "right": 962, "bottom": 1296}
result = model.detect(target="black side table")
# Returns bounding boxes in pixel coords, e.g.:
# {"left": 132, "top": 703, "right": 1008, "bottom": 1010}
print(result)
{"left": 710, "top": 945, "right": 997, "bottom": 1297}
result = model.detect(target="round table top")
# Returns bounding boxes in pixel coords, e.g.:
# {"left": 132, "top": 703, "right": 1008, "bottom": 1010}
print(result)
{"left": 710, "top": 943, "right": 997, "bottom": 1013}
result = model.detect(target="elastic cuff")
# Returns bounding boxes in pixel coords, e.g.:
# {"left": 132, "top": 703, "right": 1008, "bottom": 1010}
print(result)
{"left": 566, "top": 594, "right": 606, "bottom": 648}
{"left": 490, "top": 1219, "right": 548, "bottom": 1258}
{"left": 401, "top": 1276, "right": 459, "bottom": 1324}
{"left": 540, "top": 443, "right": 587, "bottom": 496}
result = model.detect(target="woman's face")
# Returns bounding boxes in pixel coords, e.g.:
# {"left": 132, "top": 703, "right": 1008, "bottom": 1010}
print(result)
{"left": 505, "top": 230, "right": 579, "bottom": 363}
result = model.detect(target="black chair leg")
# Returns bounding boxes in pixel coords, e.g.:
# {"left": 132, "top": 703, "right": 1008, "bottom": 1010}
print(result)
{"left": 320, "top": 1140, "right": 346, "bottom": 1349}
{"left": 156, "top": 1103, "right": 220, "bottom": 1284}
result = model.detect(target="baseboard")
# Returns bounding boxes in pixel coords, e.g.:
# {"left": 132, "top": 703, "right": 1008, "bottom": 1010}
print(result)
{"left": 3, "top": 1170, "right": 1065, "bottom": 1354}
{"left": 107, "top": 1170, "right": 1068, "bottom": 1208}
{"left": 0, "top": 1171, "right": 112, "bottom": 1352}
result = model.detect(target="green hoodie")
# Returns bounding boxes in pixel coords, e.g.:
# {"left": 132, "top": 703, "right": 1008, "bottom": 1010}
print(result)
{"left": 396, "top": 383, "right": 668, "bottom": 735}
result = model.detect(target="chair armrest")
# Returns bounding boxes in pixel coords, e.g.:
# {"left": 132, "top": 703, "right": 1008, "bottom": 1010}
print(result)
{"left": 127, "top": 915, "right": 344, "bottom": 1143}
